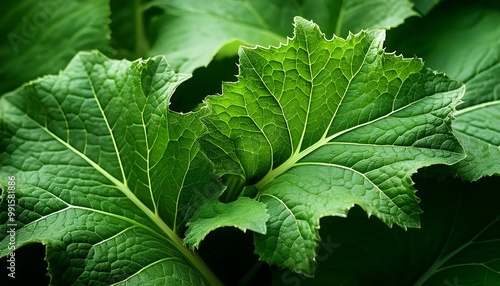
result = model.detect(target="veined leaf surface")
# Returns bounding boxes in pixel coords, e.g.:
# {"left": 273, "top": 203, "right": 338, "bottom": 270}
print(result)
{"left": 272, "top": 176, "right": 500, "bottom": 285}
{"left": 150, "top": 0, "right": 416, "bottom": 73}
{"left": 0, "top": 52, "right": 224, "bottom": 285}
{"left": 197, "top": 17, "right": 466, "bottom": 276}
{"left": 386, "top": 3, "right": 500, "bottom": 180}
{"left": 0, "top": 0, "right": 112, "bottom": 94}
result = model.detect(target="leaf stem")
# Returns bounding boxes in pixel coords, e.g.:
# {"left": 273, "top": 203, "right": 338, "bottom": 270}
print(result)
{"left": 219, "top": 175, "right": 246, "bottom": 203}
{"left": 254, "top": 136, "right": 329, "bottom": 190}
{"left": 172, "top": 234, "right": 224, "bottom": 286}
{"left": 150, "top": 211, "right": 224, "bottom": 286}
{"left": 335, "top": 0, "right": 345, "bottom": 36}
{"left": 134, "top": 0, "right": 149, "bottom": 57}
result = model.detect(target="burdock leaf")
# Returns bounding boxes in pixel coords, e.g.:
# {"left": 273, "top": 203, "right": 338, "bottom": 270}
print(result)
{"left": 0, "top": 0, "right": 112, "bottom": 94}
{"left": 0, "top": 51, "right": 222, "bottom": 285}
{"left": 386, "top": 3, "right": 500, "bottom": 180}
{"left": 150, "top": 0, "right": 416, "bottom": 73}
{"left": 199, "top": 17, "right": 466, "bottom": 276}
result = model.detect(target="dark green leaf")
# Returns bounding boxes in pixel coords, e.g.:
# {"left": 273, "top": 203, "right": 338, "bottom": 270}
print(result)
{"left": 0, "top": 0, "right": 112, "bottom": 94}
{"left": 149, "top": 0, "right": 416, "bottom": 73}
{"left": 386, "top": 2, "right": 500, "bottom": 180}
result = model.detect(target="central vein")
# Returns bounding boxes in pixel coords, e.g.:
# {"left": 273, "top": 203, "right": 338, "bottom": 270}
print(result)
{"left": 254, "top": 135, "right": 330, "bottom": 190}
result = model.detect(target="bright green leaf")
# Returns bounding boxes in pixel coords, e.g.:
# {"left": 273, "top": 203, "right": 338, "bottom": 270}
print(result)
{"left": 149, "top": 0, "right": 416, "bottom": 73}
{"left": 200, "top": 17, "right": 465, "bottom": 276}
{"left": 0, "top": 0, "right": 112, "bottom": 94}
{"left": 0, "top": 51, "right": 222, "bottom": 285}
{"left": 271, "top": 176, "right": 500, "bottom": 285}
{"left": 184, "top": 197, "right": 269, "bottom": 248}
{"left": 386, "top": 3, "right": 500, "bottom": 180}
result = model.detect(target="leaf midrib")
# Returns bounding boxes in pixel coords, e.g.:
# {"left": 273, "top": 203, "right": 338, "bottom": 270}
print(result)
{"left": 33, "top": 119, "right": 180, "bottom": 242}
{"left": 253, "top": 87, "right": 462, "bottom": 190}
{"left": 253, "top": 31, "right": 376, "bottom": 190}
{"left": 455, "top": 99, "right": 500, "bottom": 116}
{"left": 11, "top": 87, "right": 222, "bottom": 285}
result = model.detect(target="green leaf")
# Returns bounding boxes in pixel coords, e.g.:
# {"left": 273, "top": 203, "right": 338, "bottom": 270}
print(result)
{"left": 410, "top": 0, "right": 441, "bottom": 15}
{"left": 386, "top": 2, "right": 500, "bottom": 180}
{"left": 109, "top": 0, "right": 145, "bottom": 59}
{"left": 452, "top": 103, "right": 500, "bottom": 181}
{"left": 272, "top": 176, "right": 500, "bottom": 285}
{"left": 0, "top": 51, "right": 222, "bottom": 285}
{"left": 184, "top": 197, "right": 269, "bottom": 248}
{"left": 0, "top": 0, "right": 112, "bottom": 94}
{"left": 336, "top": 0, "right": 417, "bottom": 36}
{"left": 149, "top": 0, "right": 416, "bottom": 73}
{"left": 200, "top": 16, "right": 466, "bottom": 276}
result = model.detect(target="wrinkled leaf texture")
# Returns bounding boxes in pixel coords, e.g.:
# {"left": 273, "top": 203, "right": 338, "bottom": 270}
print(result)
{"left": 0, "top": 51, "right": 224, "bottom": 285}
{"left": 150, "top": 0, "right": 416, "bottom": 73}
{"left": 272, "top": 176, "right": 500, "bottom": 285}
{"left": 195, "top": 16, "right": 466, "bottom": 276}
{"left": 386, "top": 1, "right": 500, "bottom": 181}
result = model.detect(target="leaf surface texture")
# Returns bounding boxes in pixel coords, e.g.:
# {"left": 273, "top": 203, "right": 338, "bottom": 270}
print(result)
{"left": 386, "top": 2, "right": 500, "bottom": 180}
{"left": 0, "top": 52, "right": 222, "bottom": 285}
{"left": 150, "top": 0, "right": 416, "bottom": 73}
{"left": 198, "top": 17, "right": 466, "bottom": 276}
{"left": 0, "top": 0, "right": 112, "bottom": 94}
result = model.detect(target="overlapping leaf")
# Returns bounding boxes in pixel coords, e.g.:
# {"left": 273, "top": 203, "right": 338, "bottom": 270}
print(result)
{"left": 0, "top": 0, "right": 112, "bottom": 94}
{"left": 386, "top": 2, "right": 500, "bottom": 180}
{"left": 272, "top": 176, "right": 500, "bottom": 285}
{"left": 0, "top": 52, "right": 227, "bottom": 285}
{"left": 150, "top": 0, "right": 416, "bottom": 73}
{"left": 410, "top": 0, "right": 441, "bottom": 15}
{"left": 196, "top": 17, "right": 466, "bottom": 276}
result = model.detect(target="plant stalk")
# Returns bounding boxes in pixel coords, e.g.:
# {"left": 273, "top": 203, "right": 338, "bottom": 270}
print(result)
{"left": 134, "top": 0, "right": 149, "bottom": 57}
{"left": 219, "top": 175, "right": 246, "bottom": 203}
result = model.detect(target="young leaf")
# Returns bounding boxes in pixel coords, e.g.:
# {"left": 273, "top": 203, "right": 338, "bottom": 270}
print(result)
{"left": 0, "top": 51, "right": 222, "bottom": 285}
{"left": 184, "top": 197, "right": 269, "bottom": 249}
{"left": 149, "top": 0, "right": 416, "bottom": 73}
{"left": 0, "top": 0, "right": 112, "bottom": 94}
{"left": 386, "top": 2, "right": 500, "bottom": 180}
{"left": 199, "top": 17, "right": 466, "bottom": 276}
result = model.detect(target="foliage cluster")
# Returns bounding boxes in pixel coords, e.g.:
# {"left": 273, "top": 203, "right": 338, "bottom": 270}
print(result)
{"left": 1, "top": 0, "right": 499, "bottom": 285}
